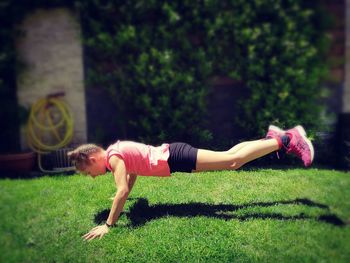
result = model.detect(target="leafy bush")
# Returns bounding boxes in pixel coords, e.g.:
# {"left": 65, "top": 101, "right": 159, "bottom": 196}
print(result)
{"left": 0, "top": 0, "right": 329, "bottom": 149}
{"left": 78, "top": 0, "right": 214, "bottom": 145}
{"left": 78, "top": 0, "right": 329, "bottom": 145}
{"left": 232, "top": 1, "right": 329, "bottom": 138}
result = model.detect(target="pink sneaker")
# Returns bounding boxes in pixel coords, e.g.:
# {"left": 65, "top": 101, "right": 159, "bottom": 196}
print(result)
{"left": 264, "top": 125, "right": 286, "bottom": 159}
{"left": 266, "top": 125, "right": 285, "bottom": 138}
{"left": 285, "top": 125, "right": 314, "bottom": 167}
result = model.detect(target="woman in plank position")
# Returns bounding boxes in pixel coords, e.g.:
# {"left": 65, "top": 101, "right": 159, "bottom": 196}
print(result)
{"left": 68, "top": 125, "right": 314, "bottom": 241}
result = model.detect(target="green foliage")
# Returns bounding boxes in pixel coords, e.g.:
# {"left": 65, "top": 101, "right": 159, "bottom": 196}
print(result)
{"left": 78, "top": 0, "right": 214, "bottom": 144}
{"left": 233, "top": 1, "right": 330, "bottom": 137}
{"left": 0, "top": 0, "right": 330, "bottom": 148}
{"left": 78, "top": 0, "right": 329, "bottom": 144}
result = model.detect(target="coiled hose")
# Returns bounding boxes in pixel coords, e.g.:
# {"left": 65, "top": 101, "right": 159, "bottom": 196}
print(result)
{"left": 26, "top": 92, "right": 74, "bottom": 173}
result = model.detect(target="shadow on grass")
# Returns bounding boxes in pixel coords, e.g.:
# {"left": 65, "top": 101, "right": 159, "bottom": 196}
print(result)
{"left": 94, "top": 198, "right": 347, "bottom": 228}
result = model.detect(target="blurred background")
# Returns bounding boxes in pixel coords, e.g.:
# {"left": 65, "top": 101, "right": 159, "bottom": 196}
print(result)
{"left": 0, "top": 0, "right": 349, "bottom": 173}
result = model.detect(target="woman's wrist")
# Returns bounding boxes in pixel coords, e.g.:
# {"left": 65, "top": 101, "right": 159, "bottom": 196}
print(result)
{"left": 105, "top": 222, "right": 114, "bottom": 228}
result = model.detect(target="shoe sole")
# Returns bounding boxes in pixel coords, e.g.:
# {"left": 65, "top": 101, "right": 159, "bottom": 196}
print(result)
{"left": 295, "top": 125, "right": 314, "bottom": 166}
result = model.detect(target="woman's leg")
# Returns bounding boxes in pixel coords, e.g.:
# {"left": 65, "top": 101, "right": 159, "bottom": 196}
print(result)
{"left": 195, "top": 138, "right": 279, "bottom": 171}
{"left": 226, "top": 139, "right": 264, "bottom": 154}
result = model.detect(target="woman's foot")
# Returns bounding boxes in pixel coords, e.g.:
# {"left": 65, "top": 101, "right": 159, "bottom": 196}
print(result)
{"left": 285, "top": 126, "right": 314, "bottom": 167}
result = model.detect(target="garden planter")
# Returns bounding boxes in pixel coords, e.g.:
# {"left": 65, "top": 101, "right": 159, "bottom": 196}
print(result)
{"left": 0, "top": 152, "right": 36, "bottom": 172}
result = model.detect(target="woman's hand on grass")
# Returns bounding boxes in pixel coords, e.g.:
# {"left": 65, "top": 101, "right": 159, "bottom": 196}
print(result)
{"left": 82, "top": 224, "right": 109, "bottom": 241}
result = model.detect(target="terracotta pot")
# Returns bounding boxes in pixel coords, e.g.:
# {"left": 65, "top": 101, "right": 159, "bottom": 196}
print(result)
{"left": 0, "top": 152, "right": 36, "bottom": 172}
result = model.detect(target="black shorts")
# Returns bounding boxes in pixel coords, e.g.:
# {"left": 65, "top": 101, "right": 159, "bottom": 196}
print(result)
{"left": 167, "top": 142, "right": 198, "bottom": 173}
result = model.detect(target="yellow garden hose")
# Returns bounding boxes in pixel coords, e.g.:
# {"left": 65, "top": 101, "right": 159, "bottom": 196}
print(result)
{"left": 26, "top": 93, "right": 74, "bottom": 173}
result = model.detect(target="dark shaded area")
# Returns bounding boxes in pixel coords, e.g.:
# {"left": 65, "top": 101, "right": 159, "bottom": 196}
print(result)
{"left": 94, "top": 197, "right": 347, "bottom": 228}
{"left": 206, "top": 78, "right": 250, "bottom": 150}
{"left": 0, "top": 150, "right": 77, "bottom": 178}
{"left": 84, "top": 84, "right": 129, "bottom": 146}
{"left": 0, "top": 171, "right": 41, "bottom": 179}
{"left": 0, "top": 39, "right": 20, "bottom": 153}
{"left": 336, "top": 113, "right": 350, "bottom": 170}
{"left": 0, "top": 170, "right": 75, "bottom": 179}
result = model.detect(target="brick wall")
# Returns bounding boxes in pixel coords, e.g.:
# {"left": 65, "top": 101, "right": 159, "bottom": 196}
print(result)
{"left": 16, "top": 8, "right": 87, "bottom": 151}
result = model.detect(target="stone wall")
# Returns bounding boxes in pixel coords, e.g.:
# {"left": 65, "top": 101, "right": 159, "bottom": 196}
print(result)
{"left": 16, "top": 8, "right": 87, "bottom": 151}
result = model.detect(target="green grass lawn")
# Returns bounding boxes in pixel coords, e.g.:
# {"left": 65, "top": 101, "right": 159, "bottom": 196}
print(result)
{"left": 0, "top": 168, "right": 349, "bottom": 262}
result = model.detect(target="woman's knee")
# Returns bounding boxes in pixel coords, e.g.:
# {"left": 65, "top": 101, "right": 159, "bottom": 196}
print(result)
{"left": 228, "top": 154, "right": 244, "bottom": 170}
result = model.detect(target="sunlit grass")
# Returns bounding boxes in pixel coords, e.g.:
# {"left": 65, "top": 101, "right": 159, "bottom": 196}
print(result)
{"left": 0, "top": 169, "right": 349, "bottom": 262}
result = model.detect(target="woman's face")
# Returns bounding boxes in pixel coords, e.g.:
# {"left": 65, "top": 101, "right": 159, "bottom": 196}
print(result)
{"left": 81, "top": 154, "right": 107, "bottom": 178}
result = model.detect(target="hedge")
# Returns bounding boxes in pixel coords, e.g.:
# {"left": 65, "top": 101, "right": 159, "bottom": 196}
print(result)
{"left": 0, "top": 0, "right": 329, "bottom": 151}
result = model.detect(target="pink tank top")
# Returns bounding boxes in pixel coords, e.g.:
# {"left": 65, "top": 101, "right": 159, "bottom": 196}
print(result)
{"left": 105, "top": 141, "right": 171, "bottom": 177}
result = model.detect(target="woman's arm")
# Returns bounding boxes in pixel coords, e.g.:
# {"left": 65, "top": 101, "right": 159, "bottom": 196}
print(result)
{"left": 127, "top": 173, "right": 137, "bottom": 192}
{"left": 108, "top": 174, "right": 137, "bottom": 201}
{"left": 105, "top": 156, "right": 130, "bottom": 226}
{"left": 82, "top": 156, "right": 130, "bottom": 241}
